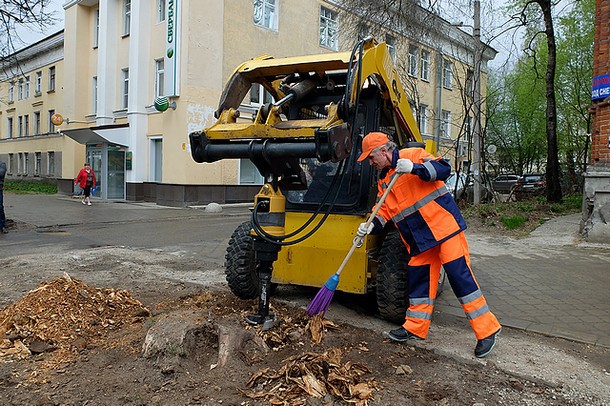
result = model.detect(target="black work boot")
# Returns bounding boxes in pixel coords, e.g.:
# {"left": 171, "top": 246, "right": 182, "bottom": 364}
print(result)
{"left": 474, "top": 328, "right": 502, "bottom": 358}
{"left": 386, "top": 326, "right": 423, "bottom": 342}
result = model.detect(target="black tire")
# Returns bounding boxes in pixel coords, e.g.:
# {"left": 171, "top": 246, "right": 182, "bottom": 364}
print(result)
{"left": 224, "top": 221, "right": 259, "bottom": 299}
{"left": 376, "top": 231, "right": 447, "bottom": 323}
{"left": 376, "top": 230, "right": 410, "bottom": 323}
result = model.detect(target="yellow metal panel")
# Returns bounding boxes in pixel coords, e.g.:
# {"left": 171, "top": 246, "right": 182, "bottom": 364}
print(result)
{"left": 272, "top": 212, "right": 374, "bottom": 294}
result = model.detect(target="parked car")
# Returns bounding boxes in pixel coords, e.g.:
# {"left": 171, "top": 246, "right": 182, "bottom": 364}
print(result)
{"left": 513, "top": 173, "right": 546, "bottom": 199}
{"left": 446, "top": 172, "right": 492, "bottom": 204}
{"left": 492, "top": 174, "right": 520, "bottom": 194}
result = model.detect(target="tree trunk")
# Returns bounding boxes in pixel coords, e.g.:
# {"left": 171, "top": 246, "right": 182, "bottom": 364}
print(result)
{"left": 539, "top": 0, "right": 563, "bottom": 202}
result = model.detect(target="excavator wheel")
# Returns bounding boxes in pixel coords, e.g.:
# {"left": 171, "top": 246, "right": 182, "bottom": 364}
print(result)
{"left": 376, "top": 230, "right": 410, "bottom": 323}
{"left": 376, "top": 230, "right": 447, "bottom": 323}
{"left": 224, "top": 221, "right": 277, "bottom": 299}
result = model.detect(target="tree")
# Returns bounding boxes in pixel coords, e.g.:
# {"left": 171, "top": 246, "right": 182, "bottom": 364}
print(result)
{"left": 509, "top": 0, "right": 563, "bottom": 202}
{"left": 1, "top": 0, "right": 56, "bottom": 66}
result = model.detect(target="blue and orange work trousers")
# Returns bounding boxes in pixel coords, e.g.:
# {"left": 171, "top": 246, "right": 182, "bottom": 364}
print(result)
{"left": 402, "top": 232, "right": 501, "bottom": 340}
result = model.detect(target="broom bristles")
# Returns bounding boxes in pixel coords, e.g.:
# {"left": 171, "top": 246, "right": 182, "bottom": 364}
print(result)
{"left": 306, "top": 273, "right": 340, "bottom": 316}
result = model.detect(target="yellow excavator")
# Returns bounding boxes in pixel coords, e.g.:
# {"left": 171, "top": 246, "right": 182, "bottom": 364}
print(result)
{"left": 190, "top": 37, "right": 441, "bottom": 328}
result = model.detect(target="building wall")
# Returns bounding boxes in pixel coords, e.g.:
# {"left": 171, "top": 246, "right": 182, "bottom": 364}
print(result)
{"left": 1, "top": 0, "right": 493, "bottom": 206}
{"left": 581, "top": 0, "right": 610, "bottom": 242}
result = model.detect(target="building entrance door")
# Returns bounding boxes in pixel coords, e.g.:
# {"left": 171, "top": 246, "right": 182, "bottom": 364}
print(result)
{"left": 86, "top": 144, "right": 125, "bottom": 200}
{"left": 86, "top": 148, "right": 103, "bottom": 198}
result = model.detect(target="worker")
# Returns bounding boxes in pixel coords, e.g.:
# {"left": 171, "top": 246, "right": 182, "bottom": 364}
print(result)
{"left": 356, "top": 132, "right": 502, "bottom": 358}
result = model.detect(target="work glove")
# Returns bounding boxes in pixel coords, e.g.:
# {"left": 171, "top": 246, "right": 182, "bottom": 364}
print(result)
{"left": 356, "top": 222, "right": 374, "bottom": 238}
{"left": 395, "top": 158, "right": 413, "bottom": 174}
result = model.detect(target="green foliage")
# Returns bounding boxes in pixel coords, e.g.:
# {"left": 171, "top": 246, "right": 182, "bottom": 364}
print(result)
{"left": 4, "top": 181, "right": 57, "bottom": 194}
{"left": 500, "top": 215, "right": 527, "bottom": 230}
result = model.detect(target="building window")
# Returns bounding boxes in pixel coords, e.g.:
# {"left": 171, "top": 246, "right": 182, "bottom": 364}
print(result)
{"left": 7, "top": 117, "right": 13, "bottom": 138}
{"left": 8, "top": 82, "right": 14, "bottom": 103}
{"left": 18, "top": 116, "right": 23, "bottom": 137}
{"left": 253, "top": 0, "right": 277, "bottom": 30}
{"left": 385, "top": 33, "right": 396, "bottom": 62}
{"left": 123, "top": 0, "right": 131, "bottom": 35}
{"left": 24, "top": 153, "right": 29, "bottom": 175}
{"left": 441, "top": 110, "right": 451, "bottom": 138}
{"left": 420, "top": 50, "right": 430, "bottom": 82}
{"left": 157, "top": 0, "right": 166, "bottom": 22}
{"left": 48, "top": 109, "right": 56, "bottom": 133}
{"left": 443, "top": 59, "right": 453, "bottom": 89}
{"left": 418, "top": 104, "right": 428, "bottom": 134}
{"left": 18, "top": 78, "right": 24, "bottom": 100}
{"left": 121, "top": 68, "right": 129, "bottom": 108}
{"left": 47, "top": 152, "right": 55, "bottom": 176}
{"left": 18, "top": 153, "right": 23, "bottom": 174}
{"left": 150, "top": 138, "right": 163, "bottom": 182}
{"left": 9, "top": 153, "right": 15, "bottom": 173}
{"left": 35, "top": 71, "right": 42, "bottom": 95}
{"left": 48, "top": 67, "right": 56, "bottom": 91}
{"left": 93, "top": 9, "right": 100, "bottom": 47}
{"left": 24, "top": 114, "right": 29, "bottom": 136}
{"left": 34, "top": 111, "right": 41, "bottom": 134}
{"left": 154, "top": 59, "right": 165, "bottom": 98}
{"left": 466, "top": 69, "right": 474, "bottom": 98}
{"left": 92, "top": 76, "right": 98, "bottom": 114}
{"left": 319, "top": 7, "right": 338, "bottom": 50}
{"left": 250, "top": 84, "right": 273, "bottom": 106}
{"left": 408, "top": 45, "right": 418, "bottom": 77}
{"left": 35, "top": 152, "right": 41, "bottom": 176}
{"left": 25, "top": 76, "right": 30, "bottom": 98}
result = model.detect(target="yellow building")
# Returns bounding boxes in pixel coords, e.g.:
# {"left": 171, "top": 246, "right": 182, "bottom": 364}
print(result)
{"left": 0, "top": 0, "right": 495, "bottom": 206}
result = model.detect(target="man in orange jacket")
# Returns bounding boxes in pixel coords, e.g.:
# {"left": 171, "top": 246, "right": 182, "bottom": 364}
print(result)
{"left": 357, "top": 131, "right": 501, "bottom": 358}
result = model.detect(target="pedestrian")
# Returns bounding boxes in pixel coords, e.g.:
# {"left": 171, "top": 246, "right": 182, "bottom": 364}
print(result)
{"left": 356, "top": 132, "right": 502, "bottom": 358}
{"left": 0, "top": 160, "right": 8, "bottom": 234}
{"left": 75, "top": 163, "right": 96, "bottom": 206}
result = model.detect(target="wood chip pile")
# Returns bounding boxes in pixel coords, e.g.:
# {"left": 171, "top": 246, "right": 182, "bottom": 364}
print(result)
{"left": 0, "top": 273, "right": 149, "bottom": 359}
{"left": 242, "top": 347, "right": 378, "bottom": 405}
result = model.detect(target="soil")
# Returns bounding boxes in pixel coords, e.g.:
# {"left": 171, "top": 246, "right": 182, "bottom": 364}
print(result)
{"left": 0, "top": 245, "right": 608, "bottom": 406}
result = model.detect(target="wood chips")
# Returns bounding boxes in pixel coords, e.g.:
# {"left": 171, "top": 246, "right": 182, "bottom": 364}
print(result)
{"left": 0, "top": 273, "right": 149, "bottom": 359}
{"left": 242, "top": 347, "right": 378, "bottom": 405}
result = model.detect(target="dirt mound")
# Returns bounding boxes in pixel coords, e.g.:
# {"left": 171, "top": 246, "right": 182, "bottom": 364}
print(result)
{"left": 0, "top": 273, "right": 149, "bottom": 359}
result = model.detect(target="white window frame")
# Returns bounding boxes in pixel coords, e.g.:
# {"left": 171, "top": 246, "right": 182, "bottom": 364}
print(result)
{"left": 93, "top": 9, "right": 100, "bottom": 47}
{"left": 408, "top": 45, "right": 418, "bottom": 77}
{"left": 121, "top": 68, "right": 129, "bottom": 109}
{"left": 48, "top": 67, "right": 56, "bottom": 92}
{"left": 24, "top": 153, "right": 29, "bottom": 175}
{"left": 7, "top": 117, "right": 13, "bottom": 138}
{"left": 92, "top": 76, "right": 98, "bottom": 114}
{"left": 18, "top": 79, "right": 24, "bottom": 100}
{"left": 24, "top": 114, "right": 29, "bottom": 136}
{"left": 319, "top": 7, "right": 338, "bottom": 50}
{"left": 24, "top": 76, "right": 30, "bottom": 98}
{"left": 253, "top": 0, "right": 277, "bottom": 31}
{"left": 441, "top": 110, "right": 451, "bottom": 138}
{"left": 18, "top": 116, "right": 23, "bottom": 137}
{"left": 420, "top": 50, "right": 430, "bottom": 82}
{"left": 385, "top": 33, "right": 396, "bottom": 62}
{"left": 157, "top": 0, "right": 166, "bottom": 22}
{"left": 47, "top": 152, "right": 55, "bottom": 176}
{"left": 48, "top": 109, "right": 55, "bottom": 133}
{"left": 34, "top": 111, "right": 41, "bottom": 134}
{"left": 154, "top": 59, "right": 165, "bottom": 98}
{"left": 18, "top": 153, "right": 23, "bottom": 174}
{"left": 35, "top": 152, "right": 41, "bottom": 176}
{"left": 418, "top": 104, "right": 428, "bottom": 134}
{"left": 123, "top": 0, "right": 131, "bottom": 36}
{"left": 249, "top": 83, "right": 273, "bottom": 106}
{"left": 443, "top": 59, "right": 453, "bottom": 89}
{"left": 8, "top": 82, "right": 14, "bottom": 103}
{"left": 35, "top": 71, "right": 42, "bottom": 95}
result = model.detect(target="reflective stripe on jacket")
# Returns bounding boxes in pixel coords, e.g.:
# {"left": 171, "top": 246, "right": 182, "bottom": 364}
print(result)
{"left": 372, "top": 148, "right": 467, "bottom": 255}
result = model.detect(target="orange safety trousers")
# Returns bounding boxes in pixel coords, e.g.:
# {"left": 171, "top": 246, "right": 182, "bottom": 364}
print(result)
{"left": 402, "top": 232, "right": 501, "bottom": 340}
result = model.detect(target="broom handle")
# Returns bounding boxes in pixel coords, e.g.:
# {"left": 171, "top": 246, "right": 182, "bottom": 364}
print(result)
{"left": 335, "top": 173, "right": 401, "bottom": 277}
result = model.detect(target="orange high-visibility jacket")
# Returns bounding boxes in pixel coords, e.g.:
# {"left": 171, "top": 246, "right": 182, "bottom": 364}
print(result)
{"left": 372, "top": 148, "right": 467, "bottom": 255}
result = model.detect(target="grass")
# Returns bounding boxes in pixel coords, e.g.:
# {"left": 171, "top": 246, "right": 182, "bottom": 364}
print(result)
{"left": 463, "top": 194, "right": 583, "bottom": 237}
{"left": 4, "top": 181, "right": 58, "bottom": 195}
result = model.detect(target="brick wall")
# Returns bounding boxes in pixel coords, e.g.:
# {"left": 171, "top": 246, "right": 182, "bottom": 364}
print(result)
{"left": 591, "top": 0, "right": 610, "bottom": 165}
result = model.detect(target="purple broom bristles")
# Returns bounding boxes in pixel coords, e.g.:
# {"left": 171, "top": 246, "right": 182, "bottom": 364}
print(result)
{"left": 306, "top": 273, "right": 340, "bottom": 316}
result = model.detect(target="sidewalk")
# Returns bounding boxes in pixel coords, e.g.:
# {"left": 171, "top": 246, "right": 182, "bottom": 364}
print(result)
{"left": 2, "top": 193, "right": 609, "bottom": 349}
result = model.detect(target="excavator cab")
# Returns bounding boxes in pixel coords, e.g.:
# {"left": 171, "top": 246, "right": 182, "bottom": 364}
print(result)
{"left": 190, "top": 38, "right": 433, "bottom": 326}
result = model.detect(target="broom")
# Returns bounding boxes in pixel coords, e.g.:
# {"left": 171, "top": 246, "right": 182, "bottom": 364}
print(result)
{"left": 306, "top": 173, "right": 401, "bottom": 316}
